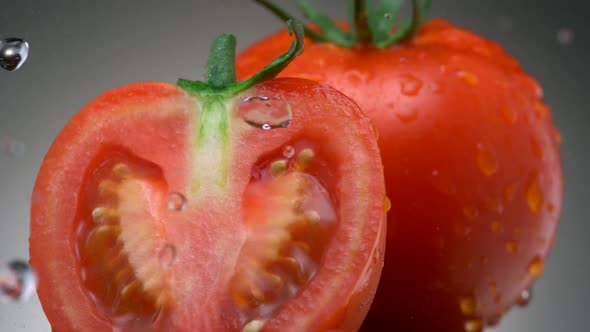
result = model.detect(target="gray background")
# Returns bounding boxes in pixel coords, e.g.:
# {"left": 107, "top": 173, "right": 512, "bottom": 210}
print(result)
{"left": 0, "top": 0, "right": 587, "bottom": 331}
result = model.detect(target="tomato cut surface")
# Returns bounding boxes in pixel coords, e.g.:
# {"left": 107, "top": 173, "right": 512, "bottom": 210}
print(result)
{"left": 30, "top": 78, "right": 386, "bottom": 332}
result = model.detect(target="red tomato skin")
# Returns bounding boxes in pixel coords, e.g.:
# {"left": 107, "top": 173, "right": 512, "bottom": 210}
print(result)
{"left": 237, "top": 19, "right": 563, "bottom": 331}
{"left": 30, "top": 79, "right": 387, "bottom": 332}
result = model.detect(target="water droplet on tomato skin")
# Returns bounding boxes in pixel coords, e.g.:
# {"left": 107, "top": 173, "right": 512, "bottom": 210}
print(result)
{"left": 167, "top": 192, "right": 187, "bottom": 211}
{"left": 1, "top": 260, "right": 37, "bottom": 303}
{"left": 526, "top": 174, "right": 543, "bottom": 213}
{"left": 505, "top": 241, "right": 518, "bottom": 254}
{"left": 396, "top": 107, "right": 419, "bottom": 122}
{"left": 400, "top": 74, "right": 423, "bottom": 96}
{"left": 476, "top": 144, "right": 498, "bottom": 176}
{"left": 464, "top": 318, "right": 483, "bottom": 332}
{"left": 456, "top": 70, "right": 479, "bottom": 86}
{"left": 239, "top": 96, "right": 292, "bottom": 130}
{"left": 459, "top": 297, "right": 476, "bottom": 315}
{"left": 0, "top": 38, "right": 29, "bottom": 71}
{"left": 528, "top": 256, "right": 545, "bottom": 277}
{"left": 517, "top": 288, "right": 532, "bottom": 307}
{"left": 158, "top": 244, "right": 177, "bottom": 270}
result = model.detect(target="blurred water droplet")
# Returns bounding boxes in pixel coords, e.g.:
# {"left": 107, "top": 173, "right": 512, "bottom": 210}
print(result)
{"left": 167, "top": 192, "right": 187, "bottom": 211}
{"left": 497, "top": 16, "right": 514, "bottom": 31}
{"left": 282, "top": 145, "right": 295, "bottom": 159}
{"left": 528, "top": 256, "right": 544, "bottom": 277}
{"left": 0, "top": 136, "right": 26, "bottom": 158}
{"left": 345, "top": 70, "right": 367, "bottom": 85}
{"left": 383, "top": 196, "right": 391, "bottom": 212}
{"left": 499, "top": 106, "right": 516, "bottom": 124}
{"left": 505, "top": 241, "right": 518, "bottom": 254}
{"left": 462, "top": 206, "right": 479, "bottom": 220}
{"left": 1, "top": 260, "right": 37, "bottom": 303}
{"left": 517, "top": 288, "right": 532, "bottom": 307}
{"left": 459, "top": 296, "right": 476, "bottom": 315}
{"left": 159, "top": 244, "right": 177, "bottom": 270}
{"left": 490, "top": 222, "right": 503, "bottom": 234}
{"left": 556, "top": 28, "right": 574, "bottom": 44}
{"left": 464, "top": 318, "right": 483, "bottom": 332}
{"left": 384, "top": 13, "right": 392, "bottom": 19}
{"left": 239, "top": 96, "right": 292, "bottom": 130}
{"left": 456, "top": 70, "right": 479, "bottom": 86}
{"left": 476, "top": 144, "right": 497, "bottom": 176}
{"left": 396, "top": 107, "right": 418, "bottom": 122}
{"left": 0, "top": 38, "right": 29, "bottom": 71}
{"left": 400, "top": 74, "right": 423, "bottom": 96}
{"left": 526, "top": 174, "right": 543, "bottom": 213}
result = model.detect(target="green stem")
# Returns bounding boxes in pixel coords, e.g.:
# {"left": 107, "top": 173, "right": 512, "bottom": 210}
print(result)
{"left": 205, "top": 34, "right": 237, "bottom": 87}
{"left": 177, "top": 20, "right": 305, "bottom": 96}
{"left": 350, "top": 0, "right": 372, "bottom": 46}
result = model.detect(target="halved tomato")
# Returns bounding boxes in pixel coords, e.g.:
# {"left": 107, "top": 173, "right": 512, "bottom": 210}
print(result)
{"left": 30, "top": 22, "right": 386, "bottom": 332}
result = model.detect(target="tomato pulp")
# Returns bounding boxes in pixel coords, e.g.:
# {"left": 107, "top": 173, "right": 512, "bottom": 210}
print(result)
{"left": 30, "top": 22, "right": 387, "bottom": 332}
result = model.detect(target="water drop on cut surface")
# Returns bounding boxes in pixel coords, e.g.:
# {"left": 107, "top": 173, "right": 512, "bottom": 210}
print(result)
{"left": 517, "top": 288, "right": 532, "bottom": 307}
{"left": 159, "top": 244, "right": 177, "bottom": 270}
{"left": 0, "top": 38, "right": 29, "bottom": 71}
{"left": 1, "top": 260, "right": 37, "bottom": 303}
{"left": 282, "top": 145, "right": 295, "bottom": 159}
{"left": 239, "top": 96, "right": 292, "bottom": 130}
{"left": 167, "top": 192, "right": 187, "bottom": 211}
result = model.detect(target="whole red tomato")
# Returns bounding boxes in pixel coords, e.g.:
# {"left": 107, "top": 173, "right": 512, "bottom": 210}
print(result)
{"left": 30, "top": 21, "right": 387, "bottom": 332}
{"left": 237, "top": 2, "right": 563, "bottom": 331}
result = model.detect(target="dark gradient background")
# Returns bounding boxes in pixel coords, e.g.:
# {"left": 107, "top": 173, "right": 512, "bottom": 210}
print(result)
{"left": 0, "top": 0, "right": 587, "bottom": 331}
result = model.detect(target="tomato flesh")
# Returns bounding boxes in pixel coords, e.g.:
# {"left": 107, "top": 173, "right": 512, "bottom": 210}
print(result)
{"left": 30, "top": 79, "right": 386, "bottom": 332}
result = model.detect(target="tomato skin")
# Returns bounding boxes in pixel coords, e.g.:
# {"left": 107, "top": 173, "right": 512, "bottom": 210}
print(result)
{"left": 237, "top": 19, "right": 563, "bottom": 330}
{"left": 30, "top": 78, "right": 387, "bottom": 332}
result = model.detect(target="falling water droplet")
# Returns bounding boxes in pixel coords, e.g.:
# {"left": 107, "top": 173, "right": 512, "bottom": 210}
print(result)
{"left": 159, "top": 244, "right": 177, "bottom": 270}
{"left": 556, "top": 28, "right": 574, "bottom": 44}
{"left": 476, "top": 144, "right": 498, "bottom": 176}
{"left": 167, "top": 192, "right": 187, "bottom": 211}
{"left": 400, "top": 74, "right": 423, "bottom": 96}
{"left": 1, "top": 260, "right": 37, "bottom": 303}
{"left": 239, "top": 96, "right": 292, "bottom": 130}
{"left": 0, "top": 38, "right": 29, "bottom": 71}
{"left": 528, "top": 256, "right": 544, "bottom": 277}
{"left": 0, "top": 136, "right": 26, "bottom": 158}
{"left": 517, "top": 288, "right": 532, "bottom": 307}
{"left": 282, "top": 145, "right": 295, "bottom": 159}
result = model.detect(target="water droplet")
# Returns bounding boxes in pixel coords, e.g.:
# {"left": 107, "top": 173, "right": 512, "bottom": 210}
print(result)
{"left": 528, "top": 256, "right": 544, "bottom": 277}
{"left": 396, "top": 107, "right": 418, "bottom": 122}
{"left": 499, "top": 106, "right": 516, "bottom": 124}
{"left": 533, "top": 100, "right": 549, "bottom": 119}
{"left": 1, "top": 260, "right": 37, "bottom": 302}
{"left": 167, "top": 192, "right": 187, "bottom": 211}
{"left": 553, "top": 127, "right": 562, "bottom": 144}
{"left": 505, "top": 241, "right": 518, "bottom": 254}
{"left": 0, "top": 136, "right": 26, "bottom": 158}
{"left": 384, "top": 13, "right": 392, "bottom": 19}
{"left": 547, "top": 203, "right": 556, "bottom": 213}
{"left": 239, "top": 96, "right": 292, "bottom": 130}
{"left": 503, "top": 184, "right": 516, "bottom": 201}
{"left": 282, "top": 145, "right": 295, "bottom": 159}
{"left": 456, "top": 70, "right": 479, "bottom": 86}
{"left": 400, "top": 74, "right": 423, "bottom": 96}
{"left": 517, "top": 288, "right": 532, "bottom": 307}
{"left": 459, "top": 297, "right": 476, "bottom": 315}
{"left": 383, "top": 196, "right": 391, "bottom": 212}
{"left": 556, "top": 28, "right": 574, "bottom": 44}
{"left": 345, "top": 70, "right": 367, "bottom": 85}
{"left": 476, "top": 144, "right": 497, "bottom": 176}
{"left": 464, "top": 318, "right": 483, "bottom": 332}
{"left": 159, "top": 243, "right": 177, "bottom": 270}
{"left": 0, "top": 38, "right": 29, "bottom": 71}
{"left": 490, "top": 222, "right": 503, "bottom": 234}
{"left": 462, "top": 206, "right": 479, "bottom": 220}
{"left": 526, "top": 174, "right": 543, "bottom": 213}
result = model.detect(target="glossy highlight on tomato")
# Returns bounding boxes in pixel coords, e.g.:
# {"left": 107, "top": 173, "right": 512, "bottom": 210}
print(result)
{"left": 30, "top": 21, "right": 387, "bottom": 332}
{"left": 237, "top": 2, "right": 563, "bottom": 331}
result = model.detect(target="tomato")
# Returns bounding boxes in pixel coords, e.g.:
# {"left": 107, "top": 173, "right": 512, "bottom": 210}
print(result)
{"left": 30, "top": 21, "right": 387, "bottom": 332}
{"left": 236, "top": 3, "right": 563, "bottom": 331}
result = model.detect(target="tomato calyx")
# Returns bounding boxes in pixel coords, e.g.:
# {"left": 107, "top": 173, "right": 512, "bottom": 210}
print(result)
{"left": 177, "top": 20, "right": 304, "bottom": 96}
{"left": 254, "top": 0, "right": 431, "bottom": 48}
